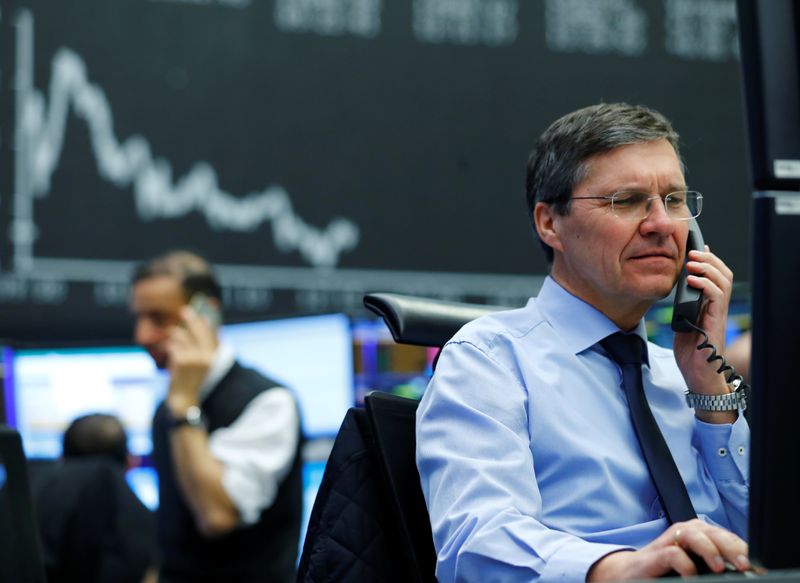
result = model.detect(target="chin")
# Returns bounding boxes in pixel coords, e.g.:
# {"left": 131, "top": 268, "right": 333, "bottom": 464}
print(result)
{"left": 630, "top": 277, "right": 676, "bottom": 302}
{"left": 149, "top": 352, "right": 168, "bottom": 370}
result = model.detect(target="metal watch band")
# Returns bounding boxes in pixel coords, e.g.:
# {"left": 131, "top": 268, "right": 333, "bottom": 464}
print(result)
{"left": 169, "top": 405, "right": 205, "bottom": 430}
{"left": 684, "top": 388, "right": 747, "bottom": 412}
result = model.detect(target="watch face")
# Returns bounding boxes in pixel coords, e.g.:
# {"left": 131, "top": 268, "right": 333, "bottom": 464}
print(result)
{"left": 185, "top": 406, "right": 203, "bottom": 425}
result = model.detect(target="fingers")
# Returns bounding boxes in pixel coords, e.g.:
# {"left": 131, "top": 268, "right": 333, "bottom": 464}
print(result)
{"left": 682, "top": 250, "right": 734, "bottom": 351}
{"left": 662, "top": 520, "right": 750, "bottom": 575}
{"left": 685, "top": 250, "right": 733, "bottom": 306}
{"left": 653, "top": 544, "right": 698, "bottom": 577}
{"left": 171, "top": 306, "right": 215, "bottom": 350}
{"left": 704, "top": 526, "right": 751, "bottom": 572}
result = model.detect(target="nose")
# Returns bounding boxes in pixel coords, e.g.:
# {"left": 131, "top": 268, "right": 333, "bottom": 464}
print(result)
{"left": 639, "top": 197, "right": 675, "bottom": 237}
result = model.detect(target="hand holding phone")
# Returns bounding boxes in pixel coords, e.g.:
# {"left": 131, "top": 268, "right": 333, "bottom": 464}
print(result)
{"left": 165, "top": 294, "right": 220, "bottom": 409}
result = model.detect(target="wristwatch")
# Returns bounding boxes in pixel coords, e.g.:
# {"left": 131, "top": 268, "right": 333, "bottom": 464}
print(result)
{"left": 685, "top": 379, "right": 748, "bottom": 412}
{"left": 168, "top": 405, "right": 205, "bottom": 430}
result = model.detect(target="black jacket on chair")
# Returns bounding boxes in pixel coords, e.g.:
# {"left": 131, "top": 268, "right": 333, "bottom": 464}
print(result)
{"left": 298, "top": 407, "right": 411, "bottom": 583}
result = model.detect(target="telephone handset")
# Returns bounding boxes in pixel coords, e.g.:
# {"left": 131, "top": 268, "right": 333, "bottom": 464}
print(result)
{"left": 189, "top": 293, "right": 222, "bottom": 329}
{"left": 671, "top": 218, "right": 705, "bottom": 333}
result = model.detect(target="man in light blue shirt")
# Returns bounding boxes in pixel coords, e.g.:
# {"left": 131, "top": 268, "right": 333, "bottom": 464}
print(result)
{"left": 416, "top": 103, "right": 750, "bottom": 582}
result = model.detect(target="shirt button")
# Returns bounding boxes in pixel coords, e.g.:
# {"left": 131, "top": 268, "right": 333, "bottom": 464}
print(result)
{"left": 718, "top": 447, "right": 728, "bottom": 457}
{"left": 738, "top": 446, "right": 746, "bottom": 456}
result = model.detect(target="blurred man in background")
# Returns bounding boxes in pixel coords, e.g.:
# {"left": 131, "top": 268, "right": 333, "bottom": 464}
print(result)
{"left": 130, "top": 250, "right": 303, "bottom": 583}
{"left": 30, "top": 413, "right": 157, "bottom": 583}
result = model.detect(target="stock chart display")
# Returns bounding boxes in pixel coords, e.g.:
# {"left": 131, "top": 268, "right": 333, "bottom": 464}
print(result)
{"left": 0, "top": 0, "right": 749, "bottom": 340}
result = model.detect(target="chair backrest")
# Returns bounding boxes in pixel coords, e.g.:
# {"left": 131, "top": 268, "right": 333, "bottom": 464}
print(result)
{"left": 365, "top": 392, "right": 436, "bottom": 583}
{"left": 0, "top": 426, "right": 46, "bottom": 583}
{"left": 364, "top": 292, "right": 508, "bottom": 347}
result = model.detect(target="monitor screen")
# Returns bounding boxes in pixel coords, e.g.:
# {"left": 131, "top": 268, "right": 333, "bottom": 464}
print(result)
{"left": 220, "top": 313, "right": 354, "bottom": 439}
{"left": 3, "top": 346, "right": 168, "bottom": 459}
{"left": 352, "top": 318, "right": 438, "bottom": 406}
{"left": 125, "top": 465, "right": 159, "bottom": 511}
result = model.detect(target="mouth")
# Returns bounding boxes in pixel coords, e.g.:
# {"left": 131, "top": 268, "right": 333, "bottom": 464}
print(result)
{"left": 629, "top": 249, "right": 677, "bottom": 261}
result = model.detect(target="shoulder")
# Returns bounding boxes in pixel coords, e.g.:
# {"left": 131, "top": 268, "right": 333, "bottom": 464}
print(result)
{"left": 446, "top": 300, "right": 547, "bottom": 356}
{"left": 224, "top": 361, "right": 282, "bottom": 388}
{"left": 215, "top": 361, "right": 292, "bottom": 402}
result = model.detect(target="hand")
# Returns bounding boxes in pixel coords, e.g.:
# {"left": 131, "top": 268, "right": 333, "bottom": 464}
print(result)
{"left": 165, "top": 305, "right": 218, "bottom": 415}
{"left": 673, "top": 247, "right": 734, "bottom": 399}
{"left": 587, "top": 519, "right": 750, "bottom": 581}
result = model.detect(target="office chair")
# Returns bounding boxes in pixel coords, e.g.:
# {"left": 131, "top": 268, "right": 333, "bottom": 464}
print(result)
{"left": 363, "top": 292, "right": 506, "bottom": 348}
{"left": 299, "top": 293, "right": 506, "bottom": 582}
{"left": 364, "top": 391, "right": 435, "bottom": 583}
{"left": 361, "top": 293, "right": 511, "bottom": 582}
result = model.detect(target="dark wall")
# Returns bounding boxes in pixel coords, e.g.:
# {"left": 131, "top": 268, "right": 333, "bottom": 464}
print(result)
{"left": 0, "top": 0, "right": 749, "bottom": 341}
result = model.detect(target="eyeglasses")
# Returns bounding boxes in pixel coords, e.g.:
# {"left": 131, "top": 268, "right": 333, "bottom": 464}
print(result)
{"left": 571, "top": 190, "right": 703, "bottom": 221}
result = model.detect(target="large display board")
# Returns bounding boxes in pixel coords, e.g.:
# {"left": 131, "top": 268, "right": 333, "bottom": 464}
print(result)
{"left": 0, "top": 0, "right": 749, "bottom": 340}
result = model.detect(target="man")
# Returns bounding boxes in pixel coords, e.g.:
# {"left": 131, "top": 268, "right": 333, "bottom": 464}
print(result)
{"left": 416, "top": 103, "right": 750, "bottom": 582}
{"left": 130, "top": 251, "right": 303, "bottom": 582}
{"left": 30, "top": 414, "right": 157, "bottom": 583}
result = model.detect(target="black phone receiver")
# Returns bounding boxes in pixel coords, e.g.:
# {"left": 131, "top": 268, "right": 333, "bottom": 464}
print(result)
{"left": 671, "top": 218, "right": 705, "bottom": 333}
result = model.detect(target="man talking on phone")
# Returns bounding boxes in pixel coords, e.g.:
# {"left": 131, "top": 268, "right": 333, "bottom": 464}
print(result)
{"left": 130, "top": 251, "right": 303, "bottom": 583}
{"left": 416, "top": 103, "right": 750, "bottom": 582}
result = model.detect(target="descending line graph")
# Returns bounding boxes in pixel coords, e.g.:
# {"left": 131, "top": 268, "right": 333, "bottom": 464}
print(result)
{"left": 10, "top": 8, "right": 360, "bottom": 272}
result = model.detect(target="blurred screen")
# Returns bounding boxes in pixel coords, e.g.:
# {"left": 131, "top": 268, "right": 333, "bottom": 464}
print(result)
{"left": 220, "top": 313, "right": 354, "bottom": 438}
{"left": 126, "top": 465, "right": 159, "bottom": 510}
{"left": 352, "top": 318, "right": 438, "bottom": 405}
{"left": 4, "top": 346, "right": 168, "bottom": 459}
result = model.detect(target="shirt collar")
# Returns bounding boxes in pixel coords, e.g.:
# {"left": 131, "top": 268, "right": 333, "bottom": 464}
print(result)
{"left": 198, "top": 342, "right": 236, "bottom": 402}
{"left": 535, "top": 276, "right": 649, "bottom": 363}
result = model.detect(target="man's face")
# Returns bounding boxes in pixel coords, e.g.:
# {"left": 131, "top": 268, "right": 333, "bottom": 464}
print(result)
{"left": 130, "top": 275, "right": 186, "bottom": 369}
{"left": 546, "top": 139, "right": 689, "bottom": 326}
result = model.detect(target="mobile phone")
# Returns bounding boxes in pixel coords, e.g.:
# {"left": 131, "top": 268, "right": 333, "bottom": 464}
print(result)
{"left": 189, "top": 293, "right": 222, "bottom": 328}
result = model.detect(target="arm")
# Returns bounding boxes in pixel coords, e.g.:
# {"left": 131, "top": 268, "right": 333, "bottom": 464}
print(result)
{"left": 417, "top": 341, "right": 628, "bottom": 583}
{"left": 166, "top": 307, "right": 239, "bottom": 537}
{"left": 168, "top": 424, "right": 239, "bottom": 536}
{"left": 672, "top": 248, "right": 750, "bottom": 531}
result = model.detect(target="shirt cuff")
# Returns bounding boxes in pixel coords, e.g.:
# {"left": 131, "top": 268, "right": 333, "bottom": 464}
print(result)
{"left": 695, "top": 413, "right": 749, "bottom": 482}
{"left": 539, "top": 538, "right": 632, "bottom": 582}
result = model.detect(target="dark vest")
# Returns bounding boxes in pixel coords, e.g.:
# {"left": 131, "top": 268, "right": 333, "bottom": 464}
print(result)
{"left": 153, "top": 362, "right": 303, "bottom": 583}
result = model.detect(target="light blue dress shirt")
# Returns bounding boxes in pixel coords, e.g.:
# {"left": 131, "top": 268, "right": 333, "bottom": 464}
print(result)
{"left": 416, "top": 276, "right": 749, "bottom": 583}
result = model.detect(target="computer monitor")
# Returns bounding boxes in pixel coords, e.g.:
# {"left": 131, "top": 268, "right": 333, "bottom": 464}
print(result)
{"left": 737, "top": 0, "right": 800, "bottom": 191}
{"left": 352, "top": 318, "right": 438, "bottom": 406}
{"left": 737, "top": 0, "right": 800, "bottom": 570}
{"left": 3, "top": 346, "right": 168, "bottom": 460}
{"left": 220, "top": 313, "right": 354, "bottom": 439}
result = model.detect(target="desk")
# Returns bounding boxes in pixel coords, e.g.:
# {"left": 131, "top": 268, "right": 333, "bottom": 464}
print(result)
{"left": 629, "top": 570, "right": 800, "bottom": 582}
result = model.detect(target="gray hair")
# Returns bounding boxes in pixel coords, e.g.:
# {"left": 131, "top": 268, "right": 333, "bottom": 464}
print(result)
{"left": 525, "top": 103, "right": 683, "bottom": 263}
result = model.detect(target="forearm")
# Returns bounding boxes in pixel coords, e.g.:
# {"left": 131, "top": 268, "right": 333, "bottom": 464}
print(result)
{"left": 694, "top": 415, "right": 749, "bottom": 537}
{"left": 169, "top": 426, "right": 240, "bottom": 536}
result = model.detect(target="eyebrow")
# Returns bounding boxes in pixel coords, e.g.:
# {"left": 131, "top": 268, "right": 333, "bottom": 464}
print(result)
{"left": 608, "top": 183, "right": 689, "bottom": 194}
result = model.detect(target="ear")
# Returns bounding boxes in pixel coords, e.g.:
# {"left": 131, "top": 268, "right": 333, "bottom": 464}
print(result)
{"left": 534, "top": 202, "right": 565, "bottom": 253}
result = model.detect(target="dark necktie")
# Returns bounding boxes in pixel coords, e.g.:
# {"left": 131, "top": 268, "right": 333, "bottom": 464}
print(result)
{"left": 600, "top": 332, "right": 697, "bottom": 524}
